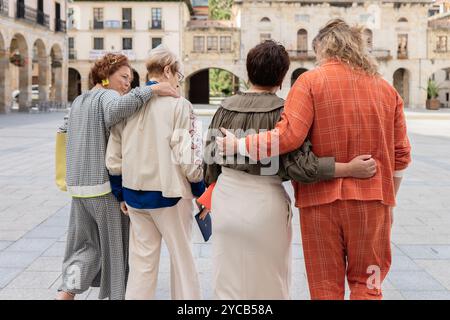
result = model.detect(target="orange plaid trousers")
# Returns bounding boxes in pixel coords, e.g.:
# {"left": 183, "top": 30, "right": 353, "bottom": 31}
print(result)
{"left": 300, "top": 200, "right": 392, "bottom": 300}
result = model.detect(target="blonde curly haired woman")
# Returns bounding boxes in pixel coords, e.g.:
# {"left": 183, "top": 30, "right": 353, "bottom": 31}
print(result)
{"left": 106, "top": 46, "right": 203, "bottom": 300}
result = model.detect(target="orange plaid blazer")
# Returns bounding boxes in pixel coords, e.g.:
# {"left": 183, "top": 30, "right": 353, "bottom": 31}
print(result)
{"left": 245, "top": 59, "right": 411, "bottom": 208}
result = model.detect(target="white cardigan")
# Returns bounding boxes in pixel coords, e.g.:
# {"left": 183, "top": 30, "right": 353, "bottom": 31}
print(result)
{"left": 106, "top": 95, "right": 203, "bottom": 199}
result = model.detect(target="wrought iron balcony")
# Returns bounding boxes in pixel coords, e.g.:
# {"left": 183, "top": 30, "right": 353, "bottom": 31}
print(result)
{"left": 55, "top": 18, "right": 66, "bottom": 32}
{"left": 149, "top": 19, "right": 164, "bottom": 30}
{"left": 89, "top": 50, "right": 136, "bottom": 61}
{"left": 16, "top": 3, "right": 49, "bottom": 28}
{"left": 68, "top": 49, "right": 77, "bottom": 60}
{"left": 122, "top": 20, "right": 134, "bottom": 30}
{"left": 90, "top": 19, "right": 104, "bottom": 30}
{"left": 0, "top": 0, "right": 8, "bottom": 16}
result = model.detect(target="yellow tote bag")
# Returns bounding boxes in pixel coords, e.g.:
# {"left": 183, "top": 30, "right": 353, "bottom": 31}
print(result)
{"left": 55, "top": 131, "right": 67, "bottom": 192}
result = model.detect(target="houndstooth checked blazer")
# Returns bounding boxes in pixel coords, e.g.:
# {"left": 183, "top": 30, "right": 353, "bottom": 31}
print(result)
{"left": 66, "top": 87, "right": 153, "bottom": 197}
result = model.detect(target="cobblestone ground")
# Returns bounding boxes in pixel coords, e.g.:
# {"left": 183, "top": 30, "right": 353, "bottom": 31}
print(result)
{"left": 0, "top": 110, "right": 450, "bottom": 300}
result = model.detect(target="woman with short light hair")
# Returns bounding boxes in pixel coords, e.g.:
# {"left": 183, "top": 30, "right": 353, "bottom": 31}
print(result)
{"left": 106, "top": 45, "right": 203, "bottom": 300}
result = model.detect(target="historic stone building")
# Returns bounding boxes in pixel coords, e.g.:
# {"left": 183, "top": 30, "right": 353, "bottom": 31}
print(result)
{"left": 229, "top": 0, "right": 441, "bottom": 108}
{"left": 182, "top": 19, "right": 242, "bottom": 103}
{"left": 66, "top": 0, "right": 189, "bottom": 101}
{"left": 428, "top": 10, "right": 450, "bottom": 107}
{"left": 65, "top": 0, "right": 450, "bottom": 108}
{"left": 0, "top": 0, "right": 68, "bottom": 112}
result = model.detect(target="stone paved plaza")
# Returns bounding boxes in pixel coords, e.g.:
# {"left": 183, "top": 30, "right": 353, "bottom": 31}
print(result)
{"left": 0, "top": 110, "right": 450, "bottom": 300}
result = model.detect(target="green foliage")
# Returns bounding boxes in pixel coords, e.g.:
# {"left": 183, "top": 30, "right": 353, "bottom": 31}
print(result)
{"left": 209, "top": 0, "right": 233, "bottom": 20}
{"left": 209, "top": 69, "right": 235, "bottom": 97}
{"left": 427, "top": 79, "right": 441, "bottom": 99}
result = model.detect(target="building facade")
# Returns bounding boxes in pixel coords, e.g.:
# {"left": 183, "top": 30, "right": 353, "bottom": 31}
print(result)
{"left": 230, "top": 0, "right": 438, "bottom": 108}
{"left": 63, "top": 0, "right": 450, "bottom": 108}
{"left": 428, "top": 11, "right": 450, "bottom": 107}
{"left": 0, "top": 0, "right": 68, "bottom": 113}
{"left": 67, "top": 0, "right": 189, "bottom": 100}
{"left": 182, "top": 19, "right": 242, "bottom": 102}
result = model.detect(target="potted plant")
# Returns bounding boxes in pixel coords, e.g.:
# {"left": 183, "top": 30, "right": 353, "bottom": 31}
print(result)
{"left": 51, "top": 60, "right": 62, "bottom": 68}
{"left": 426, "top": 79, "right": 441, "bottom": 110}
{"left": 9, "top": 50, "right": 26, "bottom": 67}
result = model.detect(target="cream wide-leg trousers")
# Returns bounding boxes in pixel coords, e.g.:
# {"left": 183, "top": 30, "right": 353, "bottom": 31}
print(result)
{"left": 211, "top": 167, "right": 293, "bottom": 300}
{"left": 125, "top": 199, "right": 201, "bottom": 300}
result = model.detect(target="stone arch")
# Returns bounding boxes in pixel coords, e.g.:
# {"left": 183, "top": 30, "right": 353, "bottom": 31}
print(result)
{"left": 291, "top": 68, "right": 308, "bottom": 87}
{"left": 131, "top": 69, "right": 140, "bottom": 89}
{"left": 68, "top": 67, "right": 82, "bottom": 102}
{"left": 9, "top": 33, "right": 29, "bottom": 111}
{"left": 32, "top": 39, "right": 48, "bottom": 104}
{"left": 185, "top": 67, "right": 242, "bottom": 105}
{"left": 398, "top": 17, "right": 408, "bottom": 23}
{"left": 50, "top": 43, "right": 63, "bottom": 102}
{"left": 260, "top": 17, "right": 271, "bottom": 23}
{"left": 393, "top": 68, "right": 410, "bottom": 107}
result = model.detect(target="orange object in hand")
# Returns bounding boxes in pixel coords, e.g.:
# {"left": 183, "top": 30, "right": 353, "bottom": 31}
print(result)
{"left": 197, "top": 182, "right": 216, "bottom": 210}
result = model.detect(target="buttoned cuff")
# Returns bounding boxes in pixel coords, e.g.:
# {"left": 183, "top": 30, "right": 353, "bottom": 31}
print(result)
{"left": 238, "top": 138, "right": 248, "bottom": 157}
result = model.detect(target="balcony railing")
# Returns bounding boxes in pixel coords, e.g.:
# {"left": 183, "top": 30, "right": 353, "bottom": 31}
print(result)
{"left": 287, "top": 50, "right": 315, "bottom": 61}
{"left": 149, "top": 19, "right": 164, "bottom": 30}
{"left": 89, "top": 50, "right": 136, "bottom": 61}
{"left": 16, "top": 3, "right": 50, "bottom": 28}
{"left": 89, "top": 20, "right": 135, "bottom": 30}
{"left": 55, "top": 18, "right": 66, "bottom": 32}
{"left": 104, "top": 20, "right": 121, "bottom": 29}
{"left": 434, "top": 48, "right": 448, "bottom": 53}
{"left": 397, "top": 51, "right": 408, "bottom": 60}
{"left": 370, "top": 49, "right": 392, "bottom": 60}
{"left": 122, "top": 20, "right": 134, "bottom": 30}
{"left": 0, "top": 0, "right": 8, "bottom": 15}
{"left": 90, "top": 19, "right": 104, "bottom": 30}
{"left": 68, "top": 49, "right": 77, "bottom": 60}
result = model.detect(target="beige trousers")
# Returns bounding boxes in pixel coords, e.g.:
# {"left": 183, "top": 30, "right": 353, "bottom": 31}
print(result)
{"left": 211, "top": 167, "right": 293, "bottom": 300}
{"left": 125, "top": 199, "right": 201, "bottom": 300}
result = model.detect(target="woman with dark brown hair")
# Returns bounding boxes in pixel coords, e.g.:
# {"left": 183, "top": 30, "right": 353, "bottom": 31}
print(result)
{"left": 55, "top": 53, "right": 178, "bottom": 300}
{"left": 204, "top": 40, "right": 376, "bottom": 299}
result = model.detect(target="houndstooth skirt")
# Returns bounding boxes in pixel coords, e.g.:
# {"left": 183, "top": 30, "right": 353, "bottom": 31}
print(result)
{"left": 58, "top": 192, "right": 129, "bottom": 300}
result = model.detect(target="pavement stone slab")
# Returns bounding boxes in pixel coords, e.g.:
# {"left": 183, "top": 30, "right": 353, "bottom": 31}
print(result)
{"left": 0, "top": 241, "right": 13, "bottom": 251}
{"left": 41, "top": 242, "right": 67, "bottom": 258}
{"left": 386, "top": 271, "right": 447, "bottom": 291}
{"left": 0, "top": 251, "right": 41, "bottom": 269}
{"left": 6, "top": 238, "right": 56, "bottom": 253}
{"left": 26, "top": 256, "right": 64, "bottom": 273}
{"left": 1, "top": 112, "right": 450, "bottom": 300}
{"left": 6, "top": 271, "right": 61, "bottom": 289}
{"left": 0, "top": 268, "right": 23, "bottom": 289}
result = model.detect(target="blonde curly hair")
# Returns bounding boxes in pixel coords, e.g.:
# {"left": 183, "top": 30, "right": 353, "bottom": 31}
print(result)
{"left": 312, "top": 19, "right": 379, "bottom": 76}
